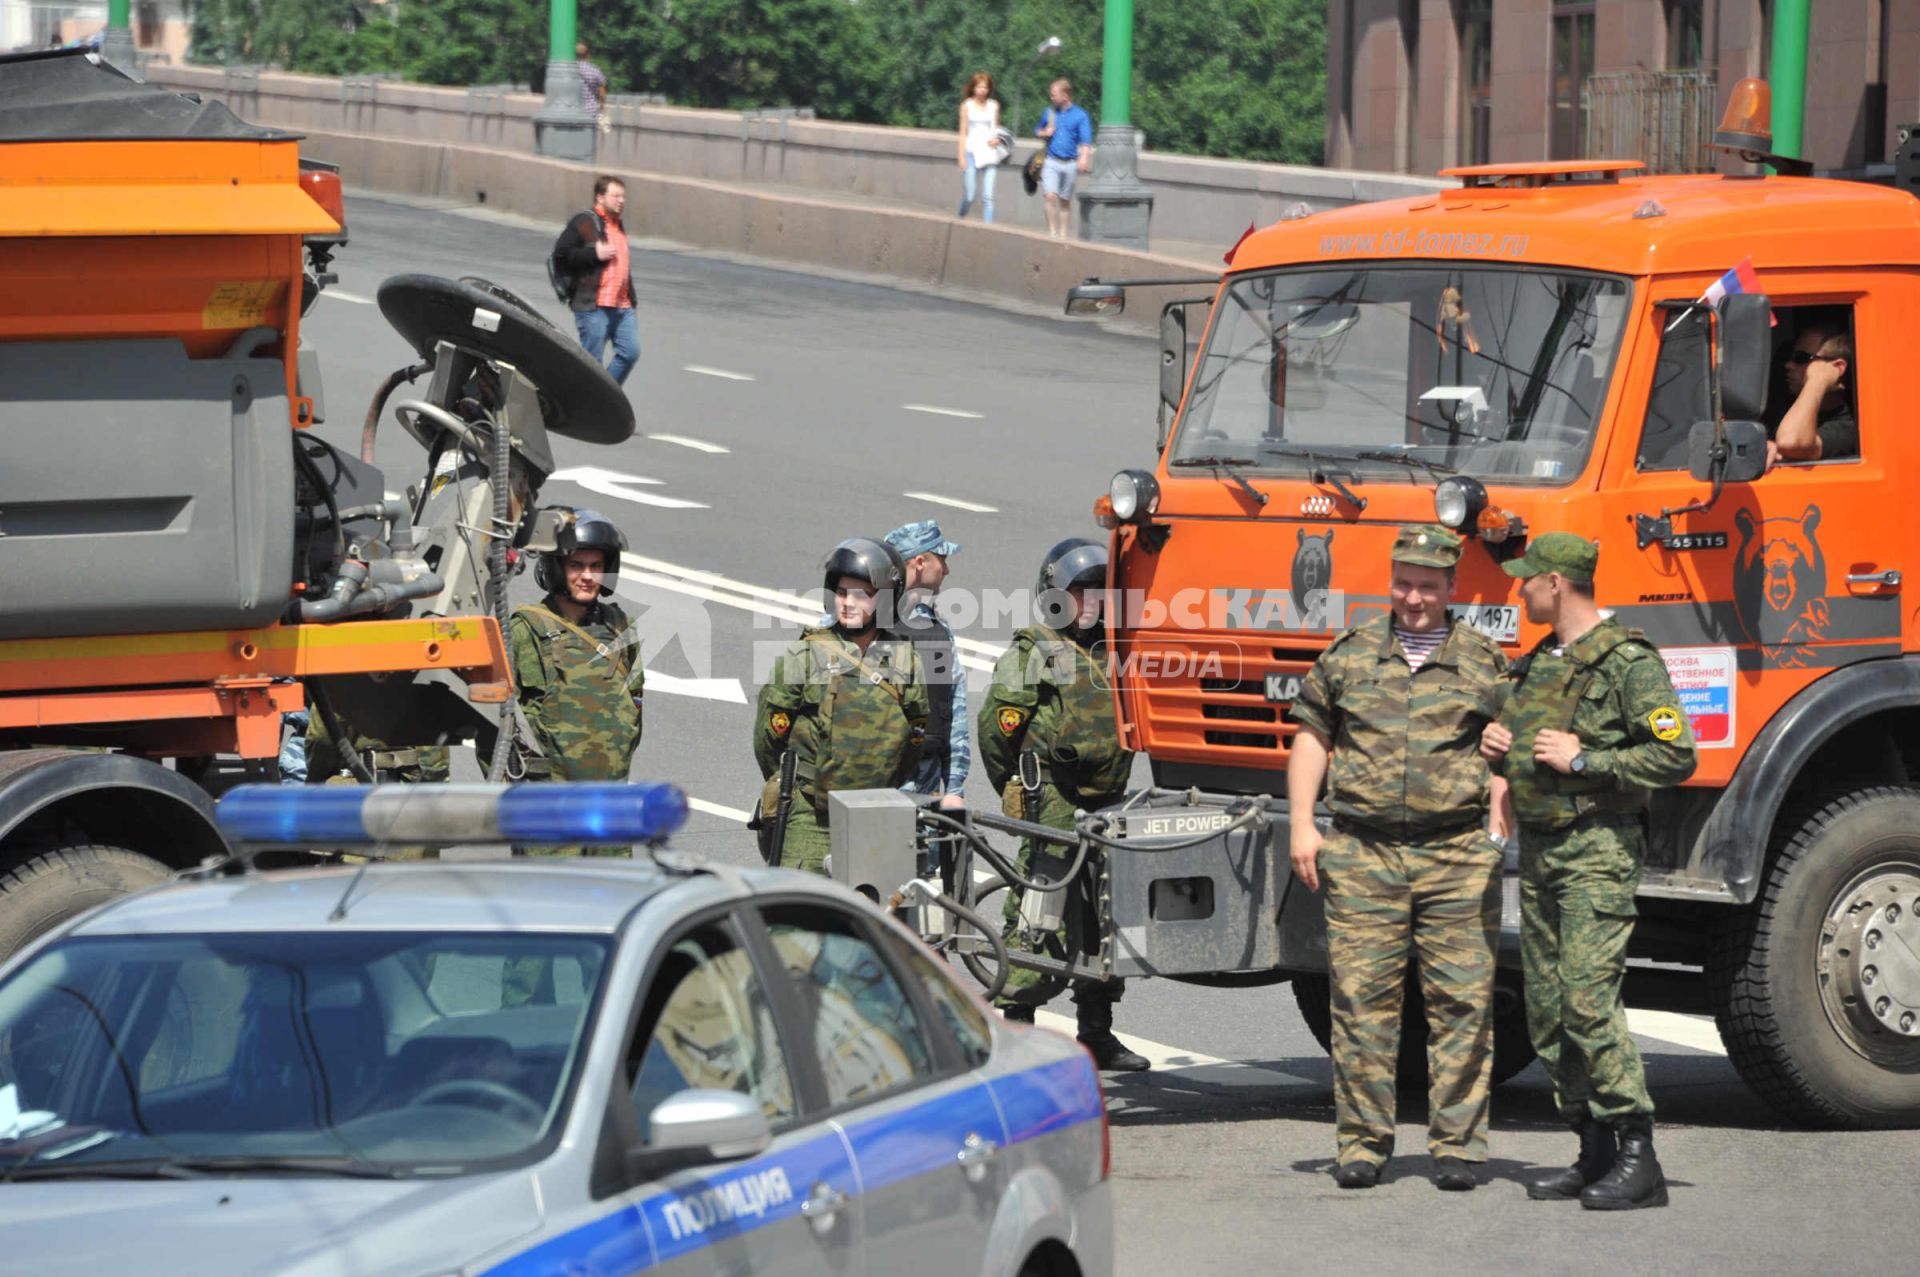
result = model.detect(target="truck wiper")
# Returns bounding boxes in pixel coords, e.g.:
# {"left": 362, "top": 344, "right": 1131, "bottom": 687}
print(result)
{"left": 1258, "top": 445, "right": 1367, "bottom": 511}
{"left": 1354, "top": 449, "right": 1459, "bottom": 480}
{"left": 1169, "top": 455, "right": 1269, "bottom": 508}
{"left": 4, "top": 1154, "right": 403, "bottom": 1182}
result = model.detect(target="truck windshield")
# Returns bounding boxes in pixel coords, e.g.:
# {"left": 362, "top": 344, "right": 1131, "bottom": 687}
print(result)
{"left": 0, "top": 931, "right": 609, "bottom": 1179}
{"left": 1175, "top": 265, "right": 1631, "bottom": 485}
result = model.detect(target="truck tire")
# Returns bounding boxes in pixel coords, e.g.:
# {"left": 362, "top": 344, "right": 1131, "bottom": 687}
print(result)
{"left": 1291, "top": 969, "right": 1536, "bottom": 1089}
{"left": 1708, "top": 786, "right": 1920, "bottom": 1128}
{"left": 0, "top": 845, "right": 172, "bottom": 958}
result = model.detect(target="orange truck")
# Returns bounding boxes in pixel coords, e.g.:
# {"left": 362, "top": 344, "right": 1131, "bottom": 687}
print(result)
{"left": 1075, "top": 81, "right": 1920, "bottom": 1127}
{"left": 0, "top": 51, "right": 629, "bottom": 954}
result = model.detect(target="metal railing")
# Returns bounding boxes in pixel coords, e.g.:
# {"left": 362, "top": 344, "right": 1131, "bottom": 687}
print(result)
{"left": 1585, "top": 69, "right": 1717, "bottom": 173}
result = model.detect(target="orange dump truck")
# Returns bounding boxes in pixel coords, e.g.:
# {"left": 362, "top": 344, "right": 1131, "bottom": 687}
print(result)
{"left": 1077, "top": 83, "right": 1920, "bottom": 1127}
{"left": 0, "top": 51, "right": 629, "bottom": 954}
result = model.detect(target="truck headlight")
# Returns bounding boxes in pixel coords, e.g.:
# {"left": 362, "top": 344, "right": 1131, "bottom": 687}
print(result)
{"left": 1434, "top": 476, "right": 1487, "bottom": 530}
{"left": 1108, "top": 470, "right": 1160, "bottom": 523}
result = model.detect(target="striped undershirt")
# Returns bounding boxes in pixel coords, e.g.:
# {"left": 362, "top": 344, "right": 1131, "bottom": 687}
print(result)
{"left": 1394, "top": 624, "right": 1446, "bottom": 672}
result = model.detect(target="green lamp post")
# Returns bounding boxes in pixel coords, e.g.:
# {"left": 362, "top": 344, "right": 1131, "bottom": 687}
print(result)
{"left": 99, "top": 0, "right": 138, "bottom": 78}
{"left": 1768, "top": 0, "right": 1809, "bottom": 163}
{"left": 534, "top": 0, "right": 597, "bottom": 161}
{"left": 1077, "top": 0, "right": 1154, "bottom": 249}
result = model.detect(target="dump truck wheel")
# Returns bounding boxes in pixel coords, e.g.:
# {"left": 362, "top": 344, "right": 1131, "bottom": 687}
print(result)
{"left": 0, "top": 845, "right": 172, "bottom": 959}
{"left": 1292, "top": 969, "right": 1535, "bottom": 1089}
{"left": 1709, "top": 786, "right": 1920, "bottom": 1128}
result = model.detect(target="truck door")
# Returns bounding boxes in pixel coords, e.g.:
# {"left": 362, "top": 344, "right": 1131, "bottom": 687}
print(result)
{"left": 1607, "top": 294, "right": 1903, "bottom": 762}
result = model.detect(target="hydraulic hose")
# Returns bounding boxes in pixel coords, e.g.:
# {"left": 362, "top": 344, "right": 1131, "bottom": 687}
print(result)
{"left": 917, "top": 809, "right": 1092, "bottom": 896}
{"left": 892, "top": 880, "right": 1012, "bottom": 1001}
{"left": 361, "top": 361, "right": 432, "bottom": 464}
{"left": 308, "top": 682, "right": 376, "bottom": 783}
{"left": 484, "top": 412, "right": 516, "bottom": 783}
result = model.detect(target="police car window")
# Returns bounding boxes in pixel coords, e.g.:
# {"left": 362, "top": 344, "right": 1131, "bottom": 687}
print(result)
{"left": 874, "top": 927, "right": 992, "bottom": 1068}
{"left": 760, "top": 904, "right": 937, "bottom": 1107}
{"left": 1637, "top": 305, "right": 1711, "bottom": 471}
{"left": 629, "top": 927, "right": 796, "bottom": 1134}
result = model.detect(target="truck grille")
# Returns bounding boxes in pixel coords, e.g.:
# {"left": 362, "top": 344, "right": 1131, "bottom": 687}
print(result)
{"left": 1126, "top": 639, "right": 1326, "bottom": 763}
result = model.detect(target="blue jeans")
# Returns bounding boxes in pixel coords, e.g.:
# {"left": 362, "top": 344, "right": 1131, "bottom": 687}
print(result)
{"left": 957, "top": 157, "right": 996, "bottom": 223}
{"left": 574, "top": 305, "right": 640, "bottom": 385}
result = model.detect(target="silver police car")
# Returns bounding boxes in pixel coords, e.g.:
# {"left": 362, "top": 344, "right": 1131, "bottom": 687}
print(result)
{"left": 0, "top": 784, "right": 1111, "bottom": 1276}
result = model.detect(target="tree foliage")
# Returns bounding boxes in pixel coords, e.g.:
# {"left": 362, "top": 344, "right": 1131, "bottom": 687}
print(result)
{"left": 188, "top": 0, "right": 1324, "bottom": 165}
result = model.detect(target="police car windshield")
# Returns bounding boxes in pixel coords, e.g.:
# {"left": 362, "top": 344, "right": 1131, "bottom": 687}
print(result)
{"left": 1175, "top": 265, "right": 1630, "bottom": 487}
{"left": 0, "top": 931, "right": 610, "bottom": 1177}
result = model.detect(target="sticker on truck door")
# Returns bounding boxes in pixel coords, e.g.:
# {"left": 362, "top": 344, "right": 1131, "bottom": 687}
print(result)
{"left": 1447, "top": 603, "right": 1520, "bottom": 643}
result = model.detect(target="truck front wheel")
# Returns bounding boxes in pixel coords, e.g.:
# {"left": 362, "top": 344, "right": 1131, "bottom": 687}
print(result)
{"left": 0, "top": 845, "right": 172, "bottom": 959}
{"left": 1710, "top": 787, "right": 1920, "bottom": 1128}
{"left": 1291, "top": 968, "right": 1536, "bottom": 1088}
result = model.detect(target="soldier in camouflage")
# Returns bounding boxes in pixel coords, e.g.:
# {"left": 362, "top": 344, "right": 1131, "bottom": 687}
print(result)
{"left": 978, "top": 538, "right": 1147, "bottom": 1073}
{"left": 752, "top": 538, "right": 929, "bottom": 875}
{"left": 509, "top": 508, "right": 644, "bottom": 857}
{"left": 1481, "top": 532, "right": 1696, "bottom": 1211}
{"left": 1288, "top": 524, "right": 1510, "bottom": 1191}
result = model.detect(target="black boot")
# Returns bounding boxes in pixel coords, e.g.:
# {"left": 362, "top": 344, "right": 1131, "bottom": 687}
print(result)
{"left": 1074, "top": 992, "right": 1149, "bottom": 1072}
{"left": 1525, "top": 1118, "right": 1617, "bottom": 1201}
{"left": 1580, "top": 1121, "right": 1668, "bottom": 1211}
{"left": 1000, "top": 1004, "right": 1036, "bottom": 1024}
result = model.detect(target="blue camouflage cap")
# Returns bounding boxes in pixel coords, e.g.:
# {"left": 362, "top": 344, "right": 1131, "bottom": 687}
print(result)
{"left": 884, "top": 519, "right": 961, "bottom": 559}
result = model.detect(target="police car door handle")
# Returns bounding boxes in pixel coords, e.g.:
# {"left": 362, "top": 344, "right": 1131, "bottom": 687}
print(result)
{"left": 800, "top": 1181, "right": 849, "bottom": 1233}
{"left": 956, "top": 1131, "right": 999, "bottom": 1183}
{"left": 1846, "top": 569, "right": 1901, "bottom": 592}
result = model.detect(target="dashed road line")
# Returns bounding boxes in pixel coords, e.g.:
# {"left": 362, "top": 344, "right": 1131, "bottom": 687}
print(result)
{"left": 323, "top": 289, "right": 375, "bottom": 305}
{"left": 684, "top": 365, "right": 756, "bottom": 381}
{"left": 549, "top": 465, "right": 709, "bottom": 510}
{"left": 1032, "top": 1011, "right": 1317, "bottom": 1087}
{"left": 903, "top": 404, "right": 984, "bottom": 419}
{"left": 904, "top": 491, "right": 999, "bottom": 514}
{"left": 648, "top": 433, "right": 732, "bottom": 454}
{"left": 644, "top": 672, "right": 747, "bottom": 704}
{"left": 1627, "top": 1009, "right": 1725, "bottom": 1055}
{"left": 688, "top": 797, "right": 753, "bottom": 823}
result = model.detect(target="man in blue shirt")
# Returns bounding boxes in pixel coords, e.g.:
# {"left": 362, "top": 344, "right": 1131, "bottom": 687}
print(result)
{"left": 1036, "top": 78, "right": 1094, "bottom": 239}
{"left": 884, "top": 520, "right": 970, "bottom": 810}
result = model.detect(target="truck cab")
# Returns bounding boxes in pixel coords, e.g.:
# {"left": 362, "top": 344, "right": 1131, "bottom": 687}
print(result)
{"left": 1090, "top": 85, "right": 1920, "bottom": 1127}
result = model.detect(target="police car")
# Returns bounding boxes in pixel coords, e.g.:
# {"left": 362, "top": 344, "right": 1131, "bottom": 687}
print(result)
{"left": 0, "top": 784, "right": 1111, "bottom": 1277}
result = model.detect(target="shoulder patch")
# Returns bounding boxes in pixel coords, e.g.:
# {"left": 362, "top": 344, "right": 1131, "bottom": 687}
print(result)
{"left": 769, "top": 710, "right": 792, "bottom": 737}
{"left": 1647, "top": 706, "right": 1685, "bottom": 741}
{"left": 997, "top": 706, "right": 1029, "bottom": 737}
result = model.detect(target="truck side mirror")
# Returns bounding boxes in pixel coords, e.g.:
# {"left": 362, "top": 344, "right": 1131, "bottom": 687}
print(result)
{"left": 1159, "top": 304, "right": 1188, "bottom": 449}
{"left": 1688, "top": 419, "right": 1767, "bottom": 484}
{"left": 1717, "top": 293, "right": 1771, "bottom": 421}
{"left": 1066, "top": 283, "right": 1125, "bottom": 317}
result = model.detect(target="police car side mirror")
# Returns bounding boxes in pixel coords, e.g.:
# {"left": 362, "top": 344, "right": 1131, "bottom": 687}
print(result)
{"left": 1716, "top": 292, "right": 1772, "bottom": 421}
{"left": 644, "top": 1089, "right": 773, "bottom": 1163}
{"left": 1687, "top": 419, "right": 1767, "bottom": 484}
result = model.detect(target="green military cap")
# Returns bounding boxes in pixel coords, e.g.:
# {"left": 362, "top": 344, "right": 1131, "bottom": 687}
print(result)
{"left": 1390, "top": 523, "right": 1464, "bottom": 569}
{"left": 1501, "top": 531, "right": 1598, "bottom": 585}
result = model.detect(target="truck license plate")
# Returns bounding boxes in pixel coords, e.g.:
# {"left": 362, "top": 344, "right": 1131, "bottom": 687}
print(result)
{"left": 1449, "top": 603, "right": 1520, "bottom": 643}
{"left": 1263, "top": 673, "right": 1303, "bottom": 703}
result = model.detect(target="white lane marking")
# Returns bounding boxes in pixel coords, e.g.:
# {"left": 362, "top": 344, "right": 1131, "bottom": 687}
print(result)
{"left": 689, "top": 797, "right": 753, "bottom": 823}
{"left": 1033, "top": 1011, "right": 1316, "bottom": 1086}
{"left": 684, "top": 365, "right": 756, "bottom": 381}
{"left": 903, "top": 404, "right": 984, "bottom": 419}
{"left": 904, "top": 491, "right": 999, "bottom": 514}
{"left": 1627, "top": 1009, "right": 1726, "bottom": 1055}
{"left": 622, "top": 553, "right": 1006, "bottom": 661}
{"left": 648, "top": 433, "right": 731, "bottom": 454}
{"left": 324, "top": 289, "right": 375, "bottom": 305}
{"left": 644, "top": 671, "right": 747, "bottom": 704}
{"left": 549, "top": 465, "right": 708, "bottom": 510}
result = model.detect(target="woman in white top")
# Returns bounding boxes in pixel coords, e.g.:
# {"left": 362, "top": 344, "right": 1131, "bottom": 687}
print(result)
{"left": 956, "top": 71, "right": 1003, "bottom": 223}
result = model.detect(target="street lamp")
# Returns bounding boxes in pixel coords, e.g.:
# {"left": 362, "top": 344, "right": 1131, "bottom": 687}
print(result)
{"left": 1078, "top": 0, "right": 1153, "bottom": 249}
{"left": 1009, "top": 35, "right": 1063, "bottom": 137}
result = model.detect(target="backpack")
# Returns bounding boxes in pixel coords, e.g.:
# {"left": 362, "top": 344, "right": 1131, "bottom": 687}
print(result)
{"left": 546, "top": 212, "right": 604, "bottom": 303}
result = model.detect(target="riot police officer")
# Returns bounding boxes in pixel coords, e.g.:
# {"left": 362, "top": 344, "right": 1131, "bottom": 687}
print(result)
{"left": 979, "top": 538, "right": 1147, "bottom": 1072}
{"left": 752, "top": 538, "right": 930, "bottom": 874}
{"left": 509, "top": 507, "right": 644, "bottom": 854}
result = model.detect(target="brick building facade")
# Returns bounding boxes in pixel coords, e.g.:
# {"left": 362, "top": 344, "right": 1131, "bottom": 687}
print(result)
{"left": 1327, "top": 1, "right": 1920, "bottom": 175}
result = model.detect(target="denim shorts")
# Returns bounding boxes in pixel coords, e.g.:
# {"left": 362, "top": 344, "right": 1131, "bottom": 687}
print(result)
{"left": 1041, "top": 155, "right": 1079, "bottom": 199}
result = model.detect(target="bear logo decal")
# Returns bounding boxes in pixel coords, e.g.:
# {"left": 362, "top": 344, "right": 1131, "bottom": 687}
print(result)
{"left": 1292, "top": 528, "right": 1335, "bottom": 604}
{"left": 1733, "top": 504, "right": 1830, "bottom": 663}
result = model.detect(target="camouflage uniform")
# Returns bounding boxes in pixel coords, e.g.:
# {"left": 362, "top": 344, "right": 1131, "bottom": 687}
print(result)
{"left": 1292, "top": 530, "right": 1509, "bottom": 1170}
{"left": 977, "top": 624, "right": 1134, "bottom": 1013}
{"left": 303, "top": 706, "right": 449, "bottom": 784}
{"left": 509, "top": 595, "right": 644, "bottom": 856}
{"left": 752, "top": 626, "right": 929, "bottom": 875}
{"left": 1497, "top": 613, "right": 1695, "bottom": 1127}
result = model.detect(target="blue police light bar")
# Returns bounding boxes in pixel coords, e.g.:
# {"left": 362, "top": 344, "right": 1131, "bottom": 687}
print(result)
{"left": 216, "top": 782, "right": 689, "bottom": 849}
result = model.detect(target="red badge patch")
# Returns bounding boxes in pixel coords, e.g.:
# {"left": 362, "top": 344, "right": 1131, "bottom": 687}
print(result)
{"left": 997, "top": 707, "right": 1027, "bottom": 737}
{"left": 769, "top": 710, "right": 791, "bottom": 737}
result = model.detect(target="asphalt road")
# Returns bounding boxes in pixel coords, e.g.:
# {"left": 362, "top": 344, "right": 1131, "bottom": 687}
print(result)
{"left": 303, "top": 196, "right": 1920, "bottom": 1274}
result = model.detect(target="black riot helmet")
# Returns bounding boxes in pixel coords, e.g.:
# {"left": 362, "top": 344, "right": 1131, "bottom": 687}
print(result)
{"left": 1035, "top": 537, "right": 1109, "bottom": 632}
{"left": 823, "top": 537, "right": 907, "bottom": 630}
{"left": 534, "top": 506, "right": 628, "bottom": 597}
